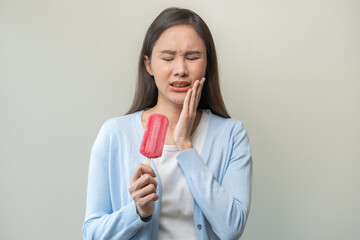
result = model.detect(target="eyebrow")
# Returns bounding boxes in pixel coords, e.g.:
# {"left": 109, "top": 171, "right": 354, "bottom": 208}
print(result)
{"left": 159, "top": 50, "right": 202, "bottom": 55}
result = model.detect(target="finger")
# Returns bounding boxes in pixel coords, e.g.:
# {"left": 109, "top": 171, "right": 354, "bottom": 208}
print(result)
{"left": 183, "top": 87, "right": 192, "bottom": 113}
{"left": 130, "top": 165, "right": 143, "bottom": 184}
{"left": 129, "top": 174, "right": 157, "bottom": 196}
{"left": 130, "top": 163, "right": 156, "bottom": 183}
{"left": 189, "top": 80, "right": 199, "bottom": 113}
{"left": 138, "top": 193, "right": 160, "bottom": 207}
{"left": 132, "top": 183, "right": 157, "bottom": 200}
{"left": 135, "top": 174, "right": 158, "bottom": 191}
{"left": 195, "top": 77, "right": 205, "bottom": 107}
{"left": 144, "top": 192, "right": 159, "bottom": 202}
{"left": 137, "top": 193, "right": 159, "bottom": 213}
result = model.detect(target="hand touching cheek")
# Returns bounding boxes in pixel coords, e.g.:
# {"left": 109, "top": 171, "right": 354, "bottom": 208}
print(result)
{"left": 173, "top": 77, "right": 206, "bottom": 152}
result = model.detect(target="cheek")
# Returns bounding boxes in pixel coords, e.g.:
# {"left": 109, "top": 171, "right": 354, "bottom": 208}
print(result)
{"left": 152, "top": 62, "right": 171, "bottom": 77}
{"left": 190, "top": 61, "right": 207, "bottom": 76}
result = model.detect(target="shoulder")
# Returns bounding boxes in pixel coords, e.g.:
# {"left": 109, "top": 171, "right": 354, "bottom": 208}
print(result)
{"left": 91, "top": 111, "right": 142, "bottom": 151}
{"left": 205, "top": 110, "right": 249, "bottom": 148}
{"left": 103, "top": 111, "right": 140, "bottom": 129}
{"left": 98, "top": 111, "right": 142, "bottom": 139}
{"left": 207, "top": 110, "right": 245, "bottom": 133}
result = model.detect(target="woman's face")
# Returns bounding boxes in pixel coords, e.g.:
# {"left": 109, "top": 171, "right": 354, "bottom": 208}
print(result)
{"left": 144, "top": 24, "right": 207, "bottom": 106}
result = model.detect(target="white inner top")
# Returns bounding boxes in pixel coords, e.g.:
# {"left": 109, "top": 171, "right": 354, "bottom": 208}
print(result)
{"left": 153, "top": 111, "right": 210, "bottom": 240}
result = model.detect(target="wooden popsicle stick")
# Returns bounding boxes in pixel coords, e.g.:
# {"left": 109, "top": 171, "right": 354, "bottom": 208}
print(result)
{"left": 146, "top": 158, "right": 151, "bottom": 165}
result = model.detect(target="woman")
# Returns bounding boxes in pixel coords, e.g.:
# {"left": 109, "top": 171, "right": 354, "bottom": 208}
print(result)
{"left": 83, "top": 7, "right": 252, "bottom": 240}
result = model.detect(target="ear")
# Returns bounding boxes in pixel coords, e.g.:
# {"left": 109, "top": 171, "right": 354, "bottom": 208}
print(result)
{"left": 144, "top": 55, "right": 153, "bottom": 76}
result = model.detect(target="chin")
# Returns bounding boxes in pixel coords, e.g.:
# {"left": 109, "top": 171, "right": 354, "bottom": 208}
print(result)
{"left": 170, "top": 95, "right": 186, "bottom": 106}
{"left": 172, "top": 99, "right": 186, "bottom": 106}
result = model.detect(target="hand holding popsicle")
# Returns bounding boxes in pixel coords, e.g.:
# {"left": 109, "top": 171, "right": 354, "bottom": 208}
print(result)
{"left": 128, "top": 164, "right": 159, "bottom": 219}
{"left": 129, "top": 113, "right": 168, "bottom": 219}
{"left": 174, "top": 77, "right": 205, "bottom": 152}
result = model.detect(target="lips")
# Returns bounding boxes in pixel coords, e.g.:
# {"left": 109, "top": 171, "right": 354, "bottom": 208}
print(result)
{"left": 170, "top": 81, "right": 191, "bottom": 92}
{"left": 170, "top": 81, "right": 191, "bottom": 88}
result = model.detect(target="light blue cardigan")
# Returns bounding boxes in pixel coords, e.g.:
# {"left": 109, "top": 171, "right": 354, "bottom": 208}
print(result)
{"left": 83, "top": 109, "right": 252, "bottom": 240}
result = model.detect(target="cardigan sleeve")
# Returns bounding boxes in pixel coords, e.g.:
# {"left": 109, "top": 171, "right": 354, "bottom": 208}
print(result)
{"left": 176, "top": 121, "right": 252, "bottom": 239}
{"left": 82, "top": 121, "right": 149, "bottom": 240}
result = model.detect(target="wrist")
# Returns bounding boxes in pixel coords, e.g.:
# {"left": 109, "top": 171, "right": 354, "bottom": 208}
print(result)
{"left": 177, "top": 140, "right": 193, "bottom": 153}
{"left": 136, "top": 207, "right": 150, "bottom": 219}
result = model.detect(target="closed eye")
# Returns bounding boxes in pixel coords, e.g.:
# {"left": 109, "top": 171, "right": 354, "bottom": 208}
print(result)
{"left": 186, "top": 57, "right": 200, "bottom": 61}
{"left": 162, "top": 58, "right": 174, "bottom": 62}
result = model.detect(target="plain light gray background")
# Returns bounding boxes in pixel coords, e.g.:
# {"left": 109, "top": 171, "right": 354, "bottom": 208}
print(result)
{"left": 1, "top": 0, "right": 359, "bottom": 239}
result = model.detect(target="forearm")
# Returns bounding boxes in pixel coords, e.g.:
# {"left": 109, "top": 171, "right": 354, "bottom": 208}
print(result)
{"left": 82, "top": 201, "right": 149, "bottom": 240}
{"left": 83, "top": 121, "right": 150, "bottom": 239}
{"left": 177, "top": 149, "right": 252, "bottom": 239}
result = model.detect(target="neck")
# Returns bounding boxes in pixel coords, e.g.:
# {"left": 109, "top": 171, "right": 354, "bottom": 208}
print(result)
{"left": 144, "top": 103, "right": 182, "bottom": 131}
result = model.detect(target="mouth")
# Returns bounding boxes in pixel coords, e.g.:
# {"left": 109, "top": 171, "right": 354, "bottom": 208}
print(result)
{"left": 170, "top": 81, "right": 191, "bottom": 88}
{"left": 170, "top": 81, "right": 191, "bottom": 92}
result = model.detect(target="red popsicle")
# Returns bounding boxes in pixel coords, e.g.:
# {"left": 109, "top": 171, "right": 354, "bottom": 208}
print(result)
{"left": 140, "top": 113, "right": 169, "bottom": 165}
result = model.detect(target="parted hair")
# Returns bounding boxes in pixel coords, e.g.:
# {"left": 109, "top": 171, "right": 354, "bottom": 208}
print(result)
{"left": 126, "top": 7, "right": 230, "bottom": 118}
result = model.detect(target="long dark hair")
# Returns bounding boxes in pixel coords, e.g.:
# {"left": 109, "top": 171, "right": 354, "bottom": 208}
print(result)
{"left": 126, "top": 7, "right": 230, "bottom": 118}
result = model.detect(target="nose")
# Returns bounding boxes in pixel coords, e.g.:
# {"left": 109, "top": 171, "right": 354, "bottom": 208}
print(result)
{"left": 173, "top": 58, "right": 188, "bottom": 77}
